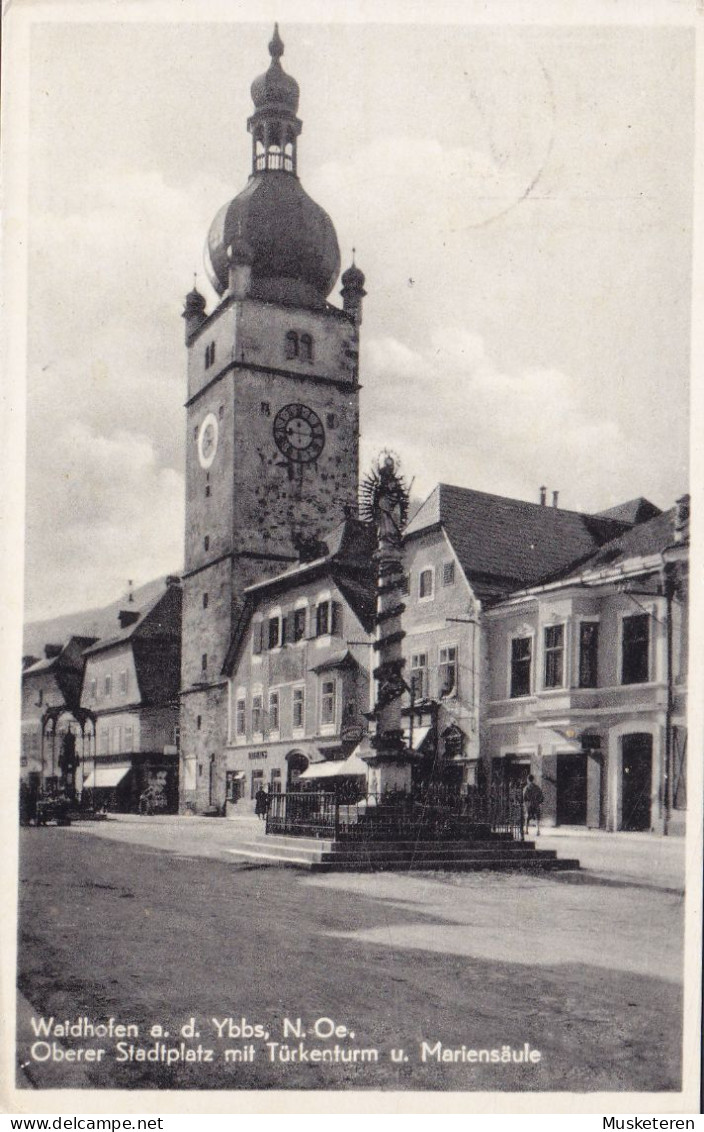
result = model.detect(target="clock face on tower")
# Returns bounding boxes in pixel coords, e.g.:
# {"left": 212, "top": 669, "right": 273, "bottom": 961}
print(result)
{"left": 197, "top": 412, "right": 219, "bottom": 469}
{"left": 273, "top": 403, "right": 326, "bottom": 464}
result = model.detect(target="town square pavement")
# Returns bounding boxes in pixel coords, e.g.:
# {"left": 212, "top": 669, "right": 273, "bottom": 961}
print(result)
{"left": 15, "top": 816, "right": 687, "bottom": 1094}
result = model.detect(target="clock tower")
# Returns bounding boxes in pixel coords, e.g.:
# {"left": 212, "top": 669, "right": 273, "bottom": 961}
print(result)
{"left": 179, "top": 27, "right": 365, "bottom": 812}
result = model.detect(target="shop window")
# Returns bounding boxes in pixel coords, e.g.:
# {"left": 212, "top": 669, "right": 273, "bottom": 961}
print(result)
{"left": 235, "top": 697, "right": 246, "bottom": 737}
{"left": 226, "top": 771, "right": 244, "bottom": 803}
{"left": 293, "top": 608, "right": 307, "bottom": 642}
{"left": 419, "top": 568, "right": 434, "bottom": 601}
{"left": 285, "top": 331, "right": 298, "bottom": 360}
{"left": 439, "top": 646, "right": 457, "bottom": 697}
{"left": 250, "top": 769, "right": 264, "bottom": 800}
{"left": 252, "top": 694, "right": 263, "bottom": 735}
{"left": 410, "top": 654, "right": 428, "bottom": 700}
{"left": 442, "top": 561, "right": 456, "bottom": 587}
{"left": 510, "top": 636, "right": 532, "bottom": 698}
{"left": 579, "top": 622, "right": 599, "bottom": 688}
{"left": 543, "top": 625, "right": 565, "bottom": 689}
{"left": 320, "top": 680, "right": 336, "bottom": 727}
{"left": 268, "top": 690, "right": 280, "bottom": 733}
{"left": 300, "top": 333, "right": 313, "bottom": 362}
{"left": 622, "top": 614, "right": 650, "bottom": 685}
{"left": 293, "top": 687, "right": 305, "bottom": 731}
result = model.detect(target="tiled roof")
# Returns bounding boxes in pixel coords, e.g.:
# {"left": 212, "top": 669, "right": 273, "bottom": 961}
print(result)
{"left": 406, "top": 483, "right": 630, "bottom": 601}
{"left": 595, "top": 497, "right": 662, "bottom": 525}
{"left": 82, "top": 587, "right": 179, "bottom": 656}
{"left": 563, "top": 507, "right": 677, "bottom": 577}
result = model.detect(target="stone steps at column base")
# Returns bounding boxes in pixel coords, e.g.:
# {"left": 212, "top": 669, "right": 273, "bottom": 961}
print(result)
{"left": 226, "top": 838, "right": 580, "bottom": 872}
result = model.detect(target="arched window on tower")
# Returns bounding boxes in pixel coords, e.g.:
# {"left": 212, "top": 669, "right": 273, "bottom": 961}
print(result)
{"left": 267, "top": 145, "right": 284, "bottom": 171}
{"left": 284, "top": 139, "right": 295, "bottom": 173}
{"left": 300, "top": 333, "right": 313, "bottom": 362}
{"left": 254, "top": 133, "right": 266, "bottom": 173}
{"left": 285, "top": 331, "right": 299, "bottom": 360}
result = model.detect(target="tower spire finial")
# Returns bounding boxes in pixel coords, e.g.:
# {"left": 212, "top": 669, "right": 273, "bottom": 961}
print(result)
{"left": 269, "top": 23, "right": 284, "bottom": 61}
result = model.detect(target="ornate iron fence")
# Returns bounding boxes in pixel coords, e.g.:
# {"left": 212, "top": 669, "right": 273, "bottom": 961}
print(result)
{"left": 265, "top": 785, "right": 523, "bottom": 842}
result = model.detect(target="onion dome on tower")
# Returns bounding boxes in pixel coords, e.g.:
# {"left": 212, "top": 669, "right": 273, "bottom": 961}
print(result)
{"left": 340, "top": 254, "right": 366, "bottom": 325}
{"left": 205, "top": 25, "right": 341, "bottom": 310}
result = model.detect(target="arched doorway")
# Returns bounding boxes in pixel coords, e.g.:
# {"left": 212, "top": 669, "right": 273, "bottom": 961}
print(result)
{"left": 286, "top": 751, "right": 308, "bottom": 790}
{"left": 621, "top": 733, "right": 652, "bottom": 831}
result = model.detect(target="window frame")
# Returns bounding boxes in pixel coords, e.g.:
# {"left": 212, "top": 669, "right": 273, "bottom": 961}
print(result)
{"left": 442, "top": 561, "right": 456, "bottom": 587}
{"left": 235, "top": 694, "right": 247, "bottom": 739}
{"left": 621, "top": 611, "right": 651, "bottom": 686}
{"left": 509, "top": 633, "right": 533, "bottom": 699}
{"left": 409, "top": 653, "right": 428, "bottom": 701}
{"left": 320, "top": 678, "right": 337, "bottom": 731}
{"left": 251, "top": 690, "right": 264, "bottom": 737}
{"left": 578, "top": 620, "right": 600, "bottom": 689}
{"left": 292, "top": 685, "right": 305, "bottom": 734}
{"left": 438, "top": 644, "right": 458, "bottom": 698}
{"left": 543, "top": 623, "right": 566, "bottom": 690}
{"left": 268, "top": 689, "right": 280, "bottom": 736}
{"left": 418, "top": 567, "right": 435, "bottom": 602}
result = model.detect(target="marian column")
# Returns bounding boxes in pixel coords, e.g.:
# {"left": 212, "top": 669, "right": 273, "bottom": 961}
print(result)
{"left": 358, "top": 455, "right": 413, "bottom": 796}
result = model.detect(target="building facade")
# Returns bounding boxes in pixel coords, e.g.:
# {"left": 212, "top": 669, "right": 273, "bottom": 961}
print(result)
{"left": 220, "top": 519, "right": 375, "bottom": 812}
{"left": 482, "top": 502, "right": 689, "bottom": 833}
{"left": 80, "top": 578, "right": 182, "bottom": 811}
{"left": 179, "top": 29, "right": 365, "bottom": 812}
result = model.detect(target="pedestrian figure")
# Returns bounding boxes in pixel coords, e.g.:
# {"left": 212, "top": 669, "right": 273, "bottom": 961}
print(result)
{"left": 522, "top": 774, "right": 544, "bottom": 837}
{"left": 254, "top": 786, "right": 268, "bottom": 820}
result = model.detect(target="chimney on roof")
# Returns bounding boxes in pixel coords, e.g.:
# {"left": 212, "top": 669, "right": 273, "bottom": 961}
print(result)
{"left": 118, "top": 609, "right": 140, "bottom": 630}
{"left": 539, "top": 486, "right": 546, "bottom": 506}
{"left": 165, "top": 574, "right": 181, "bottom": 588}
{"left": 552, "top": 490, "right": 559, "bottom": 509}
{"left": 44, "top": 644, "right": 62, "bottom": 659}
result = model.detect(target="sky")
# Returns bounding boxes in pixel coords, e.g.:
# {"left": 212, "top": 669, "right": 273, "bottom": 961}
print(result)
{"left": 17, "top": 9, "right": 695, "bottom": 621}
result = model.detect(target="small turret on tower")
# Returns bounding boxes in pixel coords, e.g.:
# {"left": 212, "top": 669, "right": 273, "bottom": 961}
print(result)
{"left": 182, "top": 282, "right": 207, "bottom": 343}
{"left": 341, "top": 255, "right": 366, "bottom": 325}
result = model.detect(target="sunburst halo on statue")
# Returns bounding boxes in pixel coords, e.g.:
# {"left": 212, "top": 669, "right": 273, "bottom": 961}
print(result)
{"left": 359, "top": 450, "right": 410, "bottom": 530}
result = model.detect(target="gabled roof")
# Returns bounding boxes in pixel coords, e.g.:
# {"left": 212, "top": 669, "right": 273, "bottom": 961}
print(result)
{"left": 595, "top": 497, "right": 662, "bottom": 525}
{"left": 222, "top": 519, "right": 376, "bottom": 676}
{"left": 405, "top": 483, "right": 630, "bottom": 602}
{"left": 561, "top": 507, "right": 677, "bottom": 578}
{"left": 83, "top": 583, "right": 181, "bottom": 656}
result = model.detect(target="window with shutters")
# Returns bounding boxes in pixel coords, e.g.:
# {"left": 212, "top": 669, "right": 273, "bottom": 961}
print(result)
{"left": 438, "top": 646, "right": 458, "bottom": 697}
{"left": 268, "top": 615, "right": 281, "bottom": 650}
{"left": 268, "top": 690, "right": 280, "bottom": 734}
{"left": 399, "top": 574, "right": 410, "bottom": 596}
{"left": 543, "top": 624, "right": 565, "bottom": 689}
{"left": 621, "top": 613, "right": 650, "bottom": 685}
{"left": 251, "top": 693, "right": 263, "bottom": 736}
{"left": 293, "top": 607, "right": 307, "bottom": 642}
{"left": 409, "top": 654, "right": 428, "bottom": 700}
{"left": 293, "top": 686, "right": 305, "bottom": 732}
{"left": 320, "top": 679, "right": 337, "bottom": 728}
{"left": 316, "top": 601, "right": 330, "bottom": 637}
{"left": 252, "top": 621, "right": 264, "bottom": 656}
{"left": 419, "top": 567, "right": 434, "bottom": 601}
{"left": 510, "top": 636, "right": 532, "bottom": 698}
{"left": 235, "top": 697, "right": 246, "bottom": 737}
{"left": 579, "top": 622, "right": 599, "bottom": 688}
{"left": 442, "top": 561, "right": 456, "bottom": 587}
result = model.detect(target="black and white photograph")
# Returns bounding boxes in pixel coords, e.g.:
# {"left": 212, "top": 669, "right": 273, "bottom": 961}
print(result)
{"left": 3, "top": 0, "right": 702, "bottom": 1116}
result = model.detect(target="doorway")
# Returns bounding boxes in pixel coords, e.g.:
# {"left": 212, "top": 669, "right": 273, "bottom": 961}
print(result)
{"left": 286, "top": 751, "right": 308, "bottom": 790}
{"left": 621, "top": 734, "right": 652, "bottom": 831}
{"left": 556, "top": 754, "right": 587, "bottom": 825}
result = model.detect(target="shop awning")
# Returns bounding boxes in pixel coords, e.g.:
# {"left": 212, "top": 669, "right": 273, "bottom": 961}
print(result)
{"left": 82, "top": 764, "right": 131, "bottom": 789}
{"left": 298, "top": 752, "right": 369, "bottom": 780}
